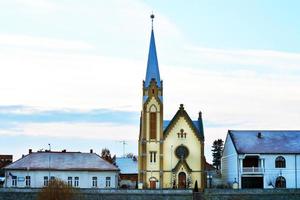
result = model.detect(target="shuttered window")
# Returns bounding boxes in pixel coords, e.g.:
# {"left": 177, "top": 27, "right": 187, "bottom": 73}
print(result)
{"left": 150, "top": 112, "right": 156, "bottom": 139}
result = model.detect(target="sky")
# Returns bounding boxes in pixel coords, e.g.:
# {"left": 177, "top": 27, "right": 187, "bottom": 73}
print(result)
{"left": 1, "top": 0, "right": 300, "bottom": 162}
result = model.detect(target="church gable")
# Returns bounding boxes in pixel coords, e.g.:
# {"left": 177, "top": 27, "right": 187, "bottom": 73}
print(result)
{"left": 163, "top": 104, "right": 204, "bottom": 141}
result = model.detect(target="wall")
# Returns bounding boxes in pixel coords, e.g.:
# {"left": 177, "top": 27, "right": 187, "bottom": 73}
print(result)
{"left": 194, "top": 189, "right": 300, "bottom": 200}
{"left": 4, "top": 170, "right": 118, "bottom": 188}
{"left": 0, "top": 188, "right": 192, "bottom": 200}
{"left": 163, "top": 116, "right": 202, "bottom": 189}
{"left": 221, "top": 134, "right": 238, "bottom": 186}
{"left": 261, "top": 154, "right": 299, "bottom": 188}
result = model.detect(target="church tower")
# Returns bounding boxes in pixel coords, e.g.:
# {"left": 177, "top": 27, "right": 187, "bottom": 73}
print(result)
{"left": 138, "top": 14, "right": 205, "bottom": 190}
{"left": 138, "top": 14, "right": 164, "bottom": 189}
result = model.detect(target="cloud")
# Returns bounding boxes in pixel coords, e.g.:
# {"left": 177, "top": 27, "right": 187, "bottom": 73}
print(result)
{"left": 0, "top": 122, "right": 138, "bottom": 141}
{"left": 0, "top": 105, "right": 138, "bottom": 125}
{"left": 0, "top": 34, "right": 94, "bottom": 50}
{"left": 186, "top": 46, "right": 300, "bottom": 70}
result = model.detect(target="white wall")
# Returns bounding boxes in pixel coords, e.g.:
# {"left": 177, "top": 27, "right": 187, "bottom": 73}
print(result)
{"left": 5, "top": 170, "right": 118, "bottom": 188}
{"left": 221, "top": 134, "right": 238, "bottom": 186}
{"left": 262, "top": 154, "right": 300, "bottom": 188}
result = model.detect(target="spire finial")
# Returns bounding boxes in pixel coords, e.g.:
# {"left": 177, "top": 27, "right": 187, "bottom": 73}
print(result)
{"left": 150, "top": 12, "right": 155, "bottom": 29}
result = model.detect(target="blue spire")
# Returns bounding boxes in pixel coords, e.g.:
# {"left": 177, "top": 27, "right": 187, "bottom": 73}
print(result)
{"left": 145, "top": 26, "right": 161, "bottom": 88}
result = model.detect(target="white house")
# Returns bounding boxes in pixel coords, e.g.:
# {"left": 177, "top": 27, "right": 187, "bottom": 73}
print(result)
{"left": 4, "top": 150, "right": 119, "bottom": 188}
{"left": 221, "top": 130, "right": 300, "bottom": 189}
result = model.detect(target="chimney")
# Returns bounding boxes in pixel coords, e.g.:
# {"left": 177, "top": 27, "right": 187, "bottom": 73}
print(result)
{"left": 257, "top": 132, "right": 262, "bottom": 138}
{"left": 29, "top": 149, "right": 32, "bottom": 154}
{"left": 90, "top": 149, "right": 93, "bottom": 153}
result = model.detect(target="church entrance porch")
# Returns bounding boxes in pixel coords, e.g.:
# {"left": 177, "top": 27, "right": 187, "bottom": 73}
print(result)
{"left": 178, "top": 172, "right": 186, "bottom": 189}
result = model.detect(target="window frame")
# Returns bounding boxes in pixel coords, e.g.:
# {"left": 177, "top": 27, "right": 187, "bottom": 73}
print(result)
{"left": 12, "top": 176, "right": 17, "bottom": 187}
{"left": 275, "top": 156, "right": 286, "bottom": 168}
{"left": 106, "top": 177, "right": 111, "bottom": 188}
{"left": 150, "top": 151, "right": 157, "bottom": 163}
{"left": 92, "top": 176, "right": 97, "bottom": 188}
{"left": 275, "top": 176, "right": 286, "bottom": 188}
{"left": 44, "top": 176, "right": 49, "bottom": 186}
{"left": 25, "top": 176, "right": 31, "bottom": 187}
{"left": 74, "top": 177, "right": 79, "bottom": 188}
{"left": 67, "top": 176, "right": 73, "bottom": 187}
{"left": 149, "top": 112, "right": 157, "bottom": 140}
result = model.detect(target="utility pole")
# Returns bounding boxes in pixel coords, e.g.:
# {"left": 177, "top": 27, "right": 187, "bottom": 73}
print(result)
{"left": 48, "top": 144, "right": 51, "bottom": 181}
{"left": 119, "top": 141, "right": 127, "bottom": 157}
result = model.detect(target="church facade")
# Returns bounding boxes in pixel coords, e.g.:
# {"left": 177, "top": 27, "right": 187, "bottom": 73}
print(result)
{"left": 138, "top": 17, "right": 205, "bottom": 190}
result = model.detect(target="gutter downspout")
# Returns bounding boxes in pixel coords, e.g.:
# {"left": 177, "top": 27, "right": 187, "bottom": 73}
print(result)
{"left": 295, "top": 155, "right": 297, "bottom": 188}
{"left": 237, "top": 155, "right": 240, "bottom": 189}
{"left": 4, "top": 170, "right": 7, "bottom": 188}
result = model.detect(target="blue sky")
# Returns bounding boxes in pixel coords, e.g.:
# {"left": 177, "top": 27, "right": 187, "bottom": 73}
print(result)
{"left": 0, "top": 0, "right": 300, "bottom": 162}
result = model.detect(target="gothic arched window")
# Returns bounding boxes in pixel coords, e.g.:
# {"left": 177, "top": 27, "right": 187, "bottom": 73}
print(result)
{"left": 275, "top": 156, "right": 286, "bottom": 168}
{"left": 275, "top": 176, "right": 286, "bottom": 188}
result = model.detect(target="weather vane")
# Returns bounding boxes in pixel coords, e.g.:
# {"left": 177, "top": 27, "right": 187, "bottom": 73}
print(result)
{"left": 150, "top": 12, "right": 155, "bottom": 29}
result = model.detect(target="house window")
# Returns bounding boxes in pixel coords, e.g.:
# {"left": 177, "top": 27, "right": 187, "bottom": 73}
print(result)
{"left": 92, "top": 177, "right": 97, "bottom": 187}
{"left": 275, "top": 176, "right": 286, "bottom": 188}
{"left": 150, "top": 151, "right": 157, "bottom": 163}
{"left": 12, "top": 176, "right": 17, "bottom": 187}
{"left": 275, "top": 156, "right": 286, "bottom": 168}
{"left": 150, "top": 112, "right": 157, "bottom": 140}
{"left": 44, "top": 176, "right": 49, "bottom": 186}
{"left": 50, "top": 176, "right": 55, "bottom": 181}
{"left": 106, "top": 177, "right": 111, "bottom": 187}
{"left": 67, "top": 177, "right": 72, "bottom": 187}
{"left": 25, "top": 176, "right": 31, "bottom": 187}
{"left": 74, "top": 177, "right": 79, "bottom": 187}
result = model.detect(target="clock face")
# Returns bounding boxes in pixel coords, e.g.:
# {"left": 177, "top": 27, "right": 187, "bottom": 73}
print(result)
{"left": 175, "top": 145, "right": 189, "bottom": 159}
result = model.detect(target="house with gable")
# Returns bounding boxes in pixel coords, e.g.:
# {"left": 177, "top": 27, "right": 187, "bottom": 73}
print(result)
{"left": 222, "top": 130, "right": 300, "bottom": 189}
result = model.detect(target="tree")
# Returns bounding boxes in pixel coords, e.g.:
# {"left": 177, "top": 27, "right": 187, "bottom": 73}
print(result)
{"left": 211, "top": 139, "right": 224, "bottom": 170}
{"left": 101, "top": 148, "right": 116, "bottom": 165}
{"left": 37, "top": 179, "right": 76, "bottom": 200}
{"left": 126, "top": 153, "right": 137, "bottom": 161}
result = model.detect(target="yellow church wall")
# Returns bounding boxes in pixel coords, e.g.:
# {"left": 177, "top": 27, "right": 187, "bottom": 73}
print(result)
{"left": 143, "top": 96, "right": 162, "bottom": 182}
{"left": 163, "top": 116, "right": 203, "bottom": 188}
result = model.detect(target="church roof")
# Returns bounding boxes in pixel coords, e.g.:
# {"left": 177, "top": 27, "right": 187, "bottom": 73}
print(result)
{"left": 229, "top": 130, "right": 300, "bottom": 154}
{"left": 163, "top": 104, "right": 204, "bottom": 140}
{"left": 163, "top": 120, "right": 202, "bottom": 135}
{"left": 145, "top": 29, "right": 161, "bottom": 88}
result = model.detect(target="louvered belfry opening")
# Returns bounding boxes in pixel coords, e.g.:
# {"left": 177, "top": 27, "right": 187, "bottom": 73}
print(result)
{"left": 150, "top": 112, "right": 157, "bottom": 140}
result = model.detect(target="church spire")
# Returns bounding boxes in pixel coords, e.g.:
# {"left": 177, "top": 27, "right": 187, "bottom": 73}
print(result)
{"left": 145, "top": 14, "right": 161, "bottom": 88}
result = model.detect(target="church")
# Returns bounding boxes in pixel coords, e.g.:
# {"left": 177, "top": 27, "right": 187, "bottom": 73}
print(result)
{"left": 138, "top": 15, "right": 205, "bottom": 190}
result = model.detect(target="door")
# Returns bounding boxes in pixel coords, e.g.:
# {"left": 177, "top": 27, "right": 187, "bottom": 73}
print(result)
{"left": 150, "top": 180, "right": 156, "bottom": 189}
{"left": 178, "top": 172, "right": 186, "bottom": 189}
{"left": 242, "top": 177, "right": 263, "bottom": 188}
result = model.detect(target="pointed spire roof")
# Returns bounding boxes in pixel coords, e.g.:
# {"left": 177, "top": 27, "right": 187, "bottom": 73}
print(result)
{"left": 145, "top": 15, "right": 161, "bottom": 88}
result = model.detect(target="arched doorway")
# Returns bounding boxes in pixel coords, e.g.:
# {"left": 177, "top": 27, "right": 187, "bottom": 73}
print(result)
{"left": 275, "top": 176, "right": 286, "bottom": 188}
{"left": 149, "top": 177, "right": 157, "bottom": 189}
{"left": 178, "top": 172, "right": 186, "bottom": 189}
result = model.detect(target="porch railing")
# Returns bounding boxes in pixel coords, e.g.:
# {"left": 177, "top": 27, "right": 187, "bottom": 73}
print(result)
{"left": 242, "top": 167, "right": 263, "bottom": 173}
